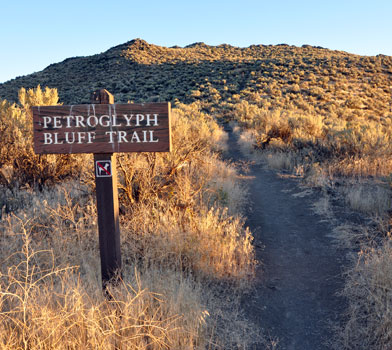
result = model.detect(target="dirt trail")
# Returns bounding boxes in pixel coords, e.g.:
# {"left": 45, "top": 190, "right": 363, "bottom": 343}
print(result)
{"left": 225, "top": 127, "right": 347, "bottom": 350}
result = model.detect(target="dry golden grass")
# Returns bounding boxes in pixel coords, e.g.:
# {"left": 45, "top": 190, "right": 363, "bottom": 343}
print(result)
{"left": 344, "top": 182, "right": 392, "bottom": 217}
{"left": 232, "top": 101, "right": 392, "bottom": 220}
{"left": 122, "top": 203, "right": 254, "bottom": 282}
{"left": 0, "top": 87, "right": 258, "bottom": 349}
{"left": 339, "top": 239, "right": 392, "bottom": 349}
{"left": 231, "top": 102, "right": 392, "bottom": 178}
{"left": 230, "top": 81, "right": 392, "bottom": 349}
{"left": 0, "top": 224, "right": 210, "bottom": 350}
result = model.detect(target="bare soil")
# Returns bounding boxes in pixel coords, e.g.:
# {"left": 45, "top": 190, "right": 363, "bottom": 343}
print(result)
{"left": 225, "top": 126, "right": 348, "bottom": 350}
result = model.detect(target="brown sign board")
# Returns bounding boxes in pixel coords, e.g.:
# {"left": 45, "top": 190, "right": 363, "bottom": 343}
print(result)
{"left": 32, "top": 102, "right": 171, "bottom": 154}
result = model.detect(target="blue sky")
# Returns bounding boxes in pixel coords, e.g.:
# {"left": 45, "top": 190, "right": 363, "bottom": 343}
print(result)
{"left": 1, "top": 0, "right": 391, "bottom": 83}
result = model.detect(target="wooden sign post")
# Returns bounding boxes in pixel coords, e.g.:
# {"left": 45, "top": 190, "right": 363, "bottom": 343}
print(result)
{"left": 91, "top": 90, "right": 121, "bottom": 287}
{"left": 32, "top": 89, "right": 171, "bottom": 288}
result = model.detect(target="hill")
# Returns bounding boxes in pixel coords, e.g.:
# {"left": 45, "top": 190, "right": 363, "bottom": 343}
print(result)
{"left": 1, "top": 38, "right": 391, "bottom": 122}
{"left": 2, "top": 39, "right": 392, "bottom": 349}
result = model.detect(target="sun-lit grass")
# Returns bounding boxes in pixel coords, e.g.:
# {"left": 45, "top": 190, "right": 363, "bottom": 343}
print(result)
{"left": 339, "top": 238, "right": 392, "bottom": 349}
{"left": 0, "top": 223, "right": 210, "bottom": 350}
{"left": 0, "top": 87, "right": 257, "bottom": 349}
{"left": 226, "top": 59, "right": 392, "bottom": 349}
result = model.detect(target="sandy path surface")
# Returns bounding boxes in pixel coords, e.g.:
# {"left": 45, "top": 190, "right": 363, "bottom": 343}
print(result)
{"left": 225, "top": 126, "right": 347, "bottom": 350}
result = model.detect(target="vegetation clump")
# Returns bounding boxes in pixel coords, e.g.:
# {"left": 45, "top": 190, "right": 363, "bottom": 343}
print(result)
{"left": 0, "top": 87, "right": 256, "bottom": 349}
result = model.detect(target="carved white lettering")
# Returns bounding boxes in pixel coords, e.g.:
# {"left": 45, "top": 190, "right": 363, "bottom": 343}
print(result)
{"left": 43, "top": 133, "right": 53, "bottom": 144}
{"left": 43, "top": 116, "right": 51, "bottom": 129}
{"left": 136, "top": 114, "right": 144, "bottom": 126}
{"left": 118, "top": 131, "right": 127, "bottom": 143}
{"left": 65, "top": 115, "right": 75, "bottom": 128}
{"left": 100, "top": 115, "right": 111, "bottom": 127}
{"left": 149, "top": 130, "right": 159, "bottom": 142}
{"left": 77, "top": 132, "right": 86, "bottom": 144}
{"left": 87, "top": 132, "right": 96, "bottom": 143}
{"left": 146, "top": 114, "right": 159, "bottom": 126}
{"left": 65, "top": 132, "right": 75, "bottom": 144}
{"left": 75, "top": 116, "right": 85, "bottom": 128}
{"left": 105, "top": 131, "right": 116, "bottom": 143}
{"left": 86, "top": 116, "right": 99, "bottom": 128}
{"left": 142, "top": 130, "right": 148, "bottom": 142}
{"left": 124, "top": 114, "right": 133, "bottom": 126}
{"left": 53, "top": 133, "right": 63, "bottom": 144}
{"left": 112, "top": 115, "right": 121, "bottom": 127}
{"left": 53, "top": 116, "right": 62, "bottom": 129}
{"left": 131, "top": 131, "right": 141, "bottom": 143}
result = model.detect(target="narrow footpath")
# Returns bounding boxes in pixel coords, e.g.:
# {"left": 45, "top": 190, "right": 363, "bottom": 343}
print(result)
{"left": 225, "top": 126, "right": 347, "bottom": 350}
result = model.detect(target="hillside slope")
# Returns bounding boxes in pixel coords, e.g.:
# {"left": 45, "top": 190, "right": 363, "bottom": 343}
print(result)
{"left": 2, "top": 39, "right": 392, "bottom": 349}
{"left": 1, "top": 39, "right": 391, "bottom": 122}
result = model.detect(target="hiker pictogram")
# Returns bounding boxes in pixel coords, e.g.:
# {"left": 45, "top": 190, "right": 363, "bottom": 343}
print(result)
{"left": 95, "top": 160, "right": 112, "bottom": 177}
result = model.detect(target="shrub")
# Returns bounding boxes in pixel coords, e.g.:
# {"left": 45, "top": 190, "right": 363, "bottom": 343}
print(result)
{"left": 0, "top": 93, "right": 257, "bottom": 349}
{"left": 0, "top": 86, "right": 89, "bottom": 192}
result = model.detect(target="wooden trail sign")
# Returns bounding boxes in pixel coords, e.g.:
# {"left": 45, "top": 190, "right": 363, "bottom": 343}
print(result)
{"left": 32, "top": 102, "right": 171, "bottom": 154}
{"left": 32, "top": 90, "right": 172, "bottom": 288}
